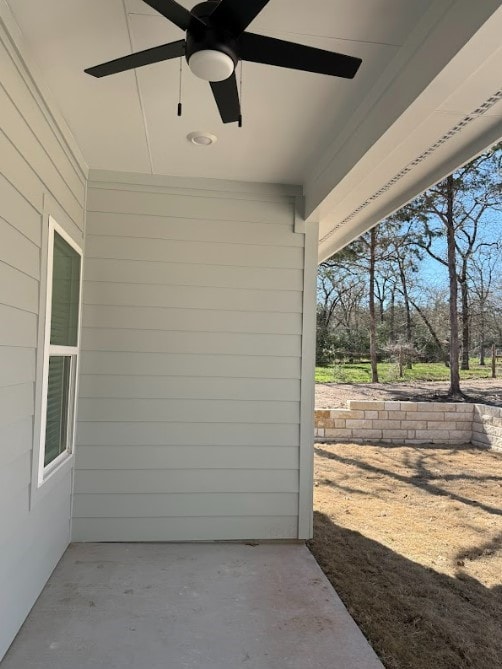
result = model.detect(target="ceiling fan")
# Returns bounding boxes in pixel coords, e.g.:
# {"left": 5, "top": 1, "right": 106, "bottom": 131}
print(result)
{"left": 85, "top": 0, "right": 362, "bottom": 124}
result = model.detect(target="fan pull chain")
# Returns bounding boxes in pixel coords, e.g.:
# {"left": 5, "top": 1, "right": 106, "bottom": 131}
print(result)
{"left": 177, "top": 56, "right": 183, "bottom": 117}
{"left": 238, "top": 60, "right": 243, "bottom": 127}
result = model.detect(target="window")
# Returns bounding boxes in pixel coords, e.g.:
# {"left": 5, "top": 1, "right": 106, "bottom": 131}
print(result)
{"left": 38, "top": 217, "right": 82, "bottom": 483}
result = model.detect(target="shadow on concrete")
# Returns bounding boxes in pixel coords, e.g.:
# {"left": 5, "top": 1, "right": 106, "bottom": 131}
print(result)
{"left": 309, "top": 512, "right": 502, "bottom": 669}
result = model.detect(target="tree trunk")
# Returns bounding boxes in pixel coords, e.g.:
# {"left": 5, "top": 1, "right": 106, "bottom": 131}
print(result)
{"left": 369, "top": 228, "right": 379, "bottom": 383}
{"left": 479, "top": 297, "right": 486, "bottom": 366}
{"left": 398, "top": 262, "right": 412, "bottom": 344}
{"left": 446, "top": 175, "right": 461, "bottom": 396}
{"left": 398, "top": 259, "right": 413, "bottom": 368}
{"left": 389, "top": 288, "right": 396, "bottom": 343}
{"left": 460, "top": 272, "right": 470, "bottom": 370}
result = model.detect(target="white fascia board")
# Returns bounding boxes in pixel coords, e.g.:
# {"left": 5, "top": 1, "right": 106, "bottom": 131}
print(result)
{"left": 304, "top": 0, "right": 502, "bottom": 260}
{"left": 317, "top": 113, "right": 501, "bottom": 261}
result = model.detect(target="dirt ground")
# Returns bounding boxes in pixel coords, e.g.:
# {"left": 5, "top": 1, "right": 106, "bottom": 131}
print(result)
{"left": 308, "top": 442, "right": 502, "bottom": 669}
{"left": 315, "top": 378, "right": 502, "bottom": 408}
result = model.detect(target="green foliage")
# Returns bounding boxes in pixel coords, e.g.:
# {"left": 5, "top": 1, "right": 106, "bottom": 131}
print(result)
{"left": 316, "top": 323, "right": 336, "bottom": 366}
{"left": 316, "top": 143, "right": 502, "bottom": 383}
{"left": 315, "top": 360, "right": 498, "bottom": 384}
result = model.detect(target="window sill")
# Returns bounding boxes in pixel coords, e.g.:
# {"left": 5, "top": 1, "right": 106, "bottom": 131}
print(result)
{"left": 30, "top": 451, "right": 74, "bottom": 509}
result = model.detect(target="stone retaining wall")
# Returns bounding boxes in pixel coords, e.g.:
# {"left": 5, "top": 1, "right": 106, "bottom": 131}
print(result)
{"left": 472, "top": 404, "right": 502, "bottom": 451}
{"left": 314, "top": 401, "right": 502, "bottom": 448}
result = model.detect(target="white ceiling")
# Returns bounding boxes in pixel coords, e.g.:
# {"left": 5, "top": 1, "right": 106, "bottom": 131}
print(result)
{"left": 6, "top": 0, "right": 432, "bottom": 183}
{"left": 4, "top": 0, "right": 500, "bottom": 257}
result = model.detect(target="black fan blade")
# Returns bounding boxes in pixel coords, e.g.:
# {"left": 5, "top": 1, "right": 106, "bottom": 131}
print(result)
{"left": 239, "top": 32, "right": 362, "bottom": 79}
{"left": 210, "top": 74, "right": 240, "bottom": 123}
{"left": 85, "top": 40, "right": 185, "bottom": 78}
{"left": 142, "top": 0, "right": 196, "bottom": 31}
{"left": 209, "top": 0, "right": 270, "bottom": 37}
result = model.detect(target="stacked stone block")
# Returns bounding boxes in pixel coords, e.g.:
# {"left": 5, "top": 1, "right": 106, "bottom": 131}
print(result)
{"left": 472, "top": 404, "right": 502, "bottom": 452}
{"left": 315, "top": 401, "right": 473, "bottom": 445}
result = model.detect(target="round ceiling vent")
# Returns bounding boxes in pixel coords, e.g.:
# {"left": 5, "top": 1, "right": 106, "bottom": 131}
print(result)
{"left": 187, "top": 131, "right": 218, "bottom": 146}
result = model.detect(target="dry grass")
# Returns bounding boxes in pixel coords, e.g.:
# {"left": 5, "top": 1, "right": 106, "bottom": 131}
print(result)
{"left": 308, "top": 442, "right": 502, "bottom": 669}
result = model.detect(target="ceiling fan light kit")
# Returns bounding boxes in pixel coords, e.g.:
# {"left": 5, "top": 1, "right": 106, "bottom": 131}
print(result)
{"left": 188, "top": 50, "right": 235, "bottom": 82}
{"left": 85, "top": 0, "right": 362, "bottom": 125}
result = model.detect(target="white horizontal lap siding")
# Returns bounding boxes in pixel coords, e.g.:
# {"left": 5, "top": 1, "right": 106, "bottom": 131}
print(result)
{"left": 78, "top": 376, "right": 300, "bottom": 401}
{"left": 74, "top": 469, "right": 299, "bottom": 494}
{"left": 0, "top": 304, "right": 37, "bottom": 348}
{"left": 82, "top": 305, "right": 302, "bottom": 335}
{"left": 75, "top": 178, "right": 304, "bottom": 541}
{"left": 76, "top": 445, "right": 299, "bottom": 469}
{"left": 80, "top": 350, "right": 301, "bottom": 379}
{"left": 74, "top": 493, "right": 298, "bottom": 519}
{"left": 83, "top": 281, "right": 302, "bottom": 312}
{"left": 81, "top": 329, "right": 301, "bottom": 357}
{"left": 76, "top": 423, "right": 300, "bottom": 448}
{"left": 77, "top": 398, "right": 299, "bottom": 423}
{"left": 86, "top": 184, "right": 294, "bottom": 225}
{"left": 0, "top": 9, "right": 86, "bottom": 660}
{"left": 85, "top": 235, "right": 303, "bottom": 269}
{"left": 86, "top": 212, "right": 303, "bottom": 246}
{"left": 71, "top": 517, "right": 299, "bottom": 542}
{"left": 0, "top": 262, "right": 39, "bottom": 312}
{"left": 83, "top": 257, "right": 303, "bottom": 291}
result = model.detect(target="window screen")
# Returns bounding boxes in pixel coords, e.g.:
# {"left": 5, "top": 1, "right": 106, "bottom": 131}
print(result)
{"left": 50, "top": 233, "right": 81, "bottom": 346}
{"left": 44, "top": 356, "right": 72, "bottom": 466}
{"left": 41, "top": 223, "right": 82, "bottom": 476}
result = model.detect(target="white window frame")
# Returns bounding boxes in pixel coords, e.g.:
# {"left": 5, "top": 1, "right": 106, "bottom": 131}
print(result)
{"left": 36, "top": 216, "right": 83, "bottom": 487}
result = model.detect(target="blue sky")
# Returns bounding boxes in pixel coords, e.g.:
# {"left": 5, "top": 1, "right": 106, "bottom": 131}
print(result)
{"left": 409, "top": 217, "right": 501, "bottom": 290}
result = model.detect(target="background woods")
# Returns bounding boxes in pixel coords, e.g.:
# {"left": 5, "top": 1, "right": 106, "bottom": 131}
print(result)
{"left": 317, "top": 144, "right": 502, "bottom": 395}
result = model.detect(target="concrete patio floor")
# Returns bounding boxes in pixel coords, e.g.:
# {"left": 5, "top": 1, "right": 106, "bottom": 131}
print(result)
{"left": 2, "top": 543, "right": 383, "bottom": 669}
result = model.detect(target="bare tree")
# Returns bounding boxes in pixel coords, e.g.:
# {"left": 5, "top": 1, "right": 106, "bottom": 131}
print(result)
{"left": 368, "top": 227, "right": 379, "bottom": 382}
{"left": 469, "top": 242, "right": 502, "bottom": 364}
{"left": 316, "top": 145, "right": 501, "bottom": 390}
{"left": 391, "top": 144, "right": 501, "bottom": 396}
{"left": 445, "top": 175, "right": 462, "bottom": 395}
{"left": 316, "top": 257, "right": 366, "bottom": 365}
{"left": 405, "top": 292, "right": 449, "bottom": 364}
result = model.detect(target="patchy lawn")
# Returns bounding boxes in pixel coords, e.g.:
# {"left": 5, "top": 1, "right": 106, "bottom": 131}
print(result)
{"left": 308, "top": 442, "right": 502, "bottom": 669}
{"left": 315, "top": 361, "right": 501, "bottom": 384}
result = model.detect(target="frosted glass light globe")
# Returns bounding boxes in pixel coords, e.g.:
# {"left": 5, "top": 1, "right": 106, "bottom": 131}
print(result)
{"left": 189, "top": 49, "right": 234, "bottom": 82}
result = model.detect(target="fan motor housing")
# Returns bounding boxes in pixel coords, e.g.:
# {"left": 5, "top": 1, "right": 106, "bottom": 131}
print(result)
{"left": 191, "top": 1, "right": 220, "bottom": 21}
{"left": 186, "top": 2, "right": 238, "bottom": 69}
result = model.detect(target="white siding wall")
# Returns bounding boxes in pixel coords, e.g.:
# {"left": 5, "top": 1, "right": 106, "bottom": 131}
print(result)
{"left": 73, "top": 172, "right": 312, "bottom": 541}
{"left": 0, "top": 7, "right": 86, "bottom": 659}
